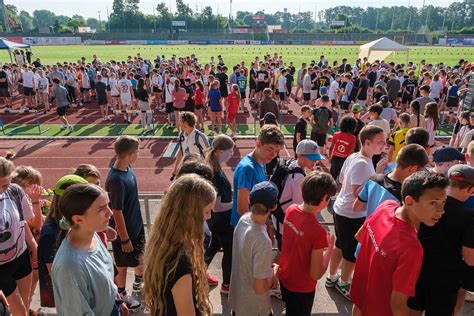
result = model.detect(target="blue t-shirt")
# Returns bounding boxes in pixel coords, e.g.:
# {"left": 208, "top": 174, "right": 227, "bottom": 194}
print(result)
{"left": 237, "top": 76, "right": 247, "bottom": 93}
{"left": 105, "top": 166, "right": 143, "bottom": 240}
{"left": 358, "top": 174, "right": 402, "bottom": 217}
{"left": 87, "top": 69, "right": 95, "bottom": 83}
{"left": 208, "top": 89, "right": 222, "bottom": 111}
{"left": 52, "top": 234, "right": 116, "bottom": 316}
{"left": 230, "top": 154, "right": 266, "bottom": 226}
{"left": 466, "top": 195, "right": 474, "bottom": 208}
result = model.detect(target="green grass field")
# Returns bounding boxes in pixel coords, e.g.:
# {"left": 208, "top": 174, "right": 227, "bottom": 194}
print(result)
{"left": 2, "top": 45, "right": 473, "bottom": 67}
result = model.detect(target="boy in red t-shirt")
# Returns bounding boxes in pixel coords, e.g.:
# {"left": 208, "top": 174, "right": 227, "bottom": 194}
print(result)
{"left": 350, "top": 171, "right": 449, "bottom": 316}
{"left": 279, "top": 171, "right": 338, "bottom": 315}
{"left": 328, "top": 116, "right": 357, "bottom": 180}
{"left": 226, "top": 84, "right": 240, "bottom": 138}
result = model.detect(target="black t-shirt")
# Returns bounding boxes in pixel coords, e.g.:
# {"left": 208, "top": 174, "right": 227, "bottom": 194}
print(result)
{"left": 0, "top": 71, "right": 8, "bottom": 89}
{"left": 368, "top": 71, "right": 377, "bottom": 87}
{"left": 354, "top": 118, "right": 365, "bottom": 151}
{"left": 135, "top": 89, "right": 149, "bottom": 102}
{"left": 33, "top": 60, "right": 42, "bottom": 68}
{"left": 357, "top": 79, "right": 369, "bottom": 100}
{"left": 38, "top": 217, "right": 60, "bottom": 307}
{"left": 256, "top": 70, "right": 269, "bottom": 87}
{"left": 185, "top": 85, "right": 195, "bottom": 106}
{"left": 402, "top": 79, "right": 418, "bottom": 96}
{"left": 207, "top": 170, "right": 233, "bottom": 232}
{"left": 293, "top": 118, "right": 307, "bottom": 150}
{"left": 318, "top": 76, "right": 330, "bottom": 89}
{"left": 310, "top": 72, "right": 318, "bottom": 90}
{"left": 217, "top": 73, "right": 228, "bottom": 93}
{"left": 418, "top": 196, "right": 474, "bottom": 274}
{"left": 95, "top": 81, "right": 107, "bottom": 100}
{"left": 164, "top": 253, "right": 200, "bottom": 316}
{"left": 249, "top": 68, "right": 257, "bottom": 87}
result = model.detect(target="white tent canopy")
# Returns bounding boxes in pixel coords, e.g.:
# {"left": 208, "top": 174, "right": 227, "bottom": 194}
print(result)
{"left": 358, "top": 37, "right": 408, "bottom": 63}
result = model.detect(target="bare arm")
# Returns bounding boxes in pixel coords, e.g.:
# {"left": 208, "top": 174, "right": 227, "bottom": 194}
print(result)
{"left": 237, "top": 188, "right": 250, "bottom": 216}
{"left": 353, "top": 199, "right": 367, "bottom": 213}
{"left": 112, "top": 210, "right": 129, "bottom": 242}
{"left": 172, "top": 150, "right": 183, "bottom": 176}
{"left": 310, "top": 235, "right": 335, "bottom": 280}
{"left": 172, "top": 275, "right": 196, "bottom": 316}
{"left": 462, "top": 246, "right": 474, "bottom": 266}
{"left": 390, "top": 291, "right": 409, "bottom": 316}
{"left": 387, "top": 145, "right": 395, "bottom": 162}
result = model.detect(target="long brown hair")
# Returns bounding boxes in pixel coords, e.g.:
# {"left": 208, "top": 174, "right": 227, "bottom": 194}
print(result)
{"left": 205, "top": 135, "right": 234, "bottom": 173}
{"left": 143, "top": 174, "right": 216, "bottom": 315}
{"left": 424, "top": 102, "right": 439, "bottom": 131}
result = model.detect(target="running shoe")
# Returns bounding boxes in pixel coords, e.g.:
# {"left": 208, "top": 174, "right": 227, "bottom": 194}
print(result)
{"left": 270, "top": 285, "right": 282, "bottom": 300}
{"left": 120, "top": 292, "right": 142, "bottom": 313}
{"left": 335, "top": 281, "right": 352, "bottom": 301}
{"left": 325, "top": 273, "right": 340, "bottom": 288}
{"left": 67, "top": 125, "right": 74, "bottom": 132}
{"left": 207, "top": 273, "right": 219, "bottom": 287}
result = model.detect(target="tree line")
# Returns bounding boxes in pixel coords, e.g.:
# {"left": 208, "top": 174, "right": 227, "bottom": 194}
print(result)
{"left": 1, "top": 0, "right": 473, "bottom": 34}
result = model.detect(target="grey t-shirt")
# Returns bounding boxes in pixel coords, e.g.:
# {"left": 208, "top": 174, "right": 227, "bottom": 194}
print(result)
{"left": 52, "top": 234, "right": 117, "bottom": 316}
{"left": 229, "top": 212, "right": 273, "bottom": 315}
{"left": 52, "top": 85, "right": 69, "bottom": 108}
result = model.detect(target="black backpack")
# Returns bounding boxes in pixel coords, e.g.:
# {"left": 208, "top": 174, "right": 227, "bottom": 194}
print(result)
{"left": 269, "top": 158, "right": 305, "bottom": 224}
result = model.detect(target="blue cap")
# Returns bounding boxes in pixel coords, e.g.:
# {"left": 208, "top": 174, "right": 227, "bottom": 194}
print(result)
{"left": 432, "top": 147, "right": 465, "bottom": 163}
{"left": 320, "top": 86, "right": 328, "bottom": 94}
{"left": 250, "top": 181, "right": 279, "bottom": 209}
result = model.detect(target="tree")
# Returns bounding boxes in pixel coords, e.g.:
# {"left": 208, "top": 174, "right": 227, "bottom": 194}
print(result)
{"left": 175, "top": 0, "right": 193, "bottom": 19}
{"left": 112, "top": 0, "right": 125, "bottom": 17}
{"left": 19, "top": 10, "right": 33, "bottom": 31}
{"left": 86, "top": 18, "right": 99, "bottom": 29}
{"left": 32, "top": 10, "right": 56, "bottom": 27}
{"left": 125, "top": 0, "right": 140, "bottom": 13}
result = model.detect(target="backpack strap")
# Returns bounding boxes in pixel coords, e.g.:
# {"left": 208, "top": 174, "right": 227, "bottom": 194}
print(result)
{"left": 9, "top": 184, "right": 25, "bottom": 221}
{"left": 194, "top": 130, "right": 209, "bottom": 158}
{"left": 178, "top": 131, "right": 185, "bottom": 155}
{"left": 279, "top": 162, "right": 305, "bottom": 207}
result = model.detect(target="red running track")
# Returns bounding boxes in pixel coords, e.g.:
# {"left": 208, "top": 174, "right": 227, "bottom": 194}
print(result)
{"left": 1, "top": 138, "right": 297, "bottom": 192}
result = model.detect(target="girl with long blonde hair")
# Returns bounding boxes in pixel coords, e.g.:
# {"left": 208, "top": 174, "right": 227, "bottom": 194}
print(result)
{"left": 144, "top": 174, "right": 216, "bottom": 316}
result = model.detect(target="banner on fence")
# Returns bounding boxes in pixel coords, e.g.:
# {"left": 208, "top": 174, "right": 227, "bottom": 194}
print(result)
{"left": 23, "top": 37, "right": 82, "bottom": 45}
{"left": 249, "top": 40, "right": 261, "bottom": 45}
{"left": 125, "top": 40, "right": 147, "bottom": 45}
{"left": 6, "top": 37, "right": 23, "bottom": 44}
{"left": 446, "top": 37, "right": 474, "bottom": 46}
{"left": 146, "top": 40, "right": 167, "bottom": 45}
{"left": 233, "top": 28, "right": 250, "bottom": 33}
{"left": 84, "top": 40, "right": 106, "bottom": 45}
{"left": 167, "top": 40, "right": 189, "bottom": 45}
{"left": 233, "top": 40, "right": 247, "bottom": 45}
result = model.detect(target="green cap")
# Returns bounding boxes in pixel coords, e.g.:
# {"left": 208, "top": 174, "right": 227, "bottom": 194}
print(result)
{"left": 53, "top": 175, "right": 88, "bottom": 196}
{"left": 352, "top": 103, "right": 363, "bottom": 113}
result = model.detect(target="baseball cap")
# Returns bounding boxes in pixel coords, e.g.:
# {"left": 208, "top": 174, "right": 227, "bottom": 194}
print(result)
{"left": 320, "top": 86, "right": 328, "bottom": 94}
{"left": 379, "top": 95, "right": 389, "bottom": 105}
{"left": 352, "top": 103, "right": 363, "bottom": 113}
{"left": 447, "top": 164, "right": 474, "bottom": 185}
{"left": 296, "top": 139, "right": 325, "bottom": 161}
{"left": 432, "top": 147, "right": 466, "bottom": 163}
{"left": 53, "top": 175, "right": 88, "bottom": 196}
{"left": 250, "top": 181, "right": 279, "bottom": 209}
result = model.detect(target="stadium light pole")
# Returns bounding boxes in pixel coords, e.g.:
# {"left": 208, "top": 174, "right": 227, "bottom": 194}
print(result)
{"left": 98, "top": 11, "right": 101, "bottom": 32}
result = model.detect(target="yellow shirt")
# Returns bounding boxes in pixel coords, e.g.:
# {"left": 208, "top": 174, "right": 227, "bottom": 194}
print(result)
{"left": 388, "top": 128, "right": 410, "bottom": 162}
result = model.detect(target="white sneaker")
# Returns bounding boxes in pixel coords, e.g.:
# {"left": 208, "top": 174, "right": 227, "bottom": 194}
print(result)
{"left": 120, "top": 292, "right": 142, "bottom": 313}
{"left": 60, "top": 124, "right": 67, "bottom": 130}
{"left": 67, "top": 125, "right": 74, "bottom": 132}
{"left": 79, "top": 102, "right": 84, "bottom": 107}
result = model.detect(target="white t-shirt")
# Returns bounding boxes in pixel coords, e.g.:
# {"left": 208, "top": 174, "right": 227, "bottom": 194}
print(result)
{"left": 179, "top": 129, "right": 210, "bottom": 157}
{"left": 38, "top": 77, "right": 49, "bottom": 93}
{"left": 278, "top": 76, "right": 287, "bottom": 92}
{"left": 460, "top": 129, "right": 474, "bottom": 150}
{"left": 368, "top": 118, "right": 390, "bottom": 137}
{"left": 429, "top": 80, "right": 443, "bottom": 99}
{"left": 81, "top": 72, "right": 90, "bottom": 89}
{"left": 22, "top": 70, "right": 35, "bottom": 88}
{"left": 165, "top": 81, "right": 174, "bottom": 103}
{"left": 328, "top": 80, "right": 339, "bottom": 100}
{"left": 151, "top": 74, "right": 163, "bottom": 87}
{"left": 109, "top": 79, "right": 119, "bottom": 96}
{"left": 0, "top": 184, "right": 34, "bottom": 264}
{"left": 303, "top": 74, "right": 312, "bottom": 93}
{"left": 334, "top": 152, "right": 375, "bottom": 218}
{"left": 117, "top": 79, "right": 132, "bottom": 98}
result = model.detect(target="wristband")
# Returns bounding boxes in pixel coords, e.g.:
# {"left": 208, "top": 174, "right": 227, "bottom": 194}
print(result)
{"left": 120, "top": 239, "right": 130, "bottom": 245}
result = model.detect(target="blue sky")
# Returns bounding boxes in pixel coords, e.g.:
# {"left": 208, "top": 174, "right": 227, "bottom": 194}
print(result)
{"left": 12, "top": 0, "right": 457, "bottom": 20}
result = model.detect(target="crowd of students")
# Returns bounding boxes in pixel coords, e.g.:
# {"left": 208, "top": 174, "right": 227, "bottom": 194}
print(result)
{"left": 1, "top": 51, "right": 474, "bottom": 316}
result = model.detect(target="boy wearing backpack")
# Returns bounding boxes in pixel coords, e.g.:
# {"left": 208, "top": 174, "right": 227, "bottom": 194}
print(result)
{"left": 271, "top": 139, "right": 326, "bottom": 251}
{"left": 311, "top": 95, "right": 333, "bottom": 155}
{"left": 171, "top": 112, "right": 210, "bottom": 179}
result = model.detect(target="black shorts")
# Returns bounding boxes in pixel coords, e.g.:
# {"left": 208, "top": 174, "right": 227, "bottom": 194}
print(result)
{"left": 98, "top": 98, "right": 108, "bottom": 106}
{"left": 152, "top": 86, "right": 162, "bottom": 93}
{"left": 0, "top": 250, "right": 32, "bottom": 296}
{"left": 165, "top": 102, "right": 174, "bottom": 114}
{"left": 447, "top": 97, "right": 458, "bottom": 108}
{"left": 112, "top": 228, "right": 146, "bottom": 268}
{"left": 333, "top": 213, "right": 365, "bottom": 262}
{"left": 80, "top": 87, "right": 90, "bottom": 92}
{"left": 303, "top": 93, "right": 310, "bottom": 101}
{"left": 279, "top": 92, "right": 286, "bottom": 101}
{"left": 330, "top": 156, "right": 347, "bottom": 181}
{"left": 311, "top": 132, "right": 327, "bottom": 147}
{"left": 56, "top": 106, "right": 68, "bottom": 117}
{"left": 240, "top": 91, "right": 246, "bottom": 99}
{"left": 24, "top": 86, "right": 35, "bottom": 96}
{"left": 402, "top": 95, "right": 413, "bottom": 104}
{"left": 195, "top": 104, "right": 204, "bottom": 110}
{"left": 256, "top": 84, "right": 266, "bottom": 93}
{"left": 90, "top": 81, "right": 95, "bottom": 90}
{"left": 220, "top": 90, "right": 228, "bottom": 98}
{"left": 280, "top": 281, "right": 315, "bottom": 316}
{"left": 407, "top": 266, "right": 461, "bottom": 315}
{"left": 0, "top": 87, "right": 10, "bottom": 97}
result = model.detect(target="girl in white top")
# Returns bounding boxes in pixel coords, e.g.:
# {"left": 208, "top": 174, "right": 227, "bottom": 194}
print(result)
{"left": 424, "top": 102, "right": 439, "bottom": 149}
{"left": 429, "top": 74, "right": 443, "bottom": 101}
